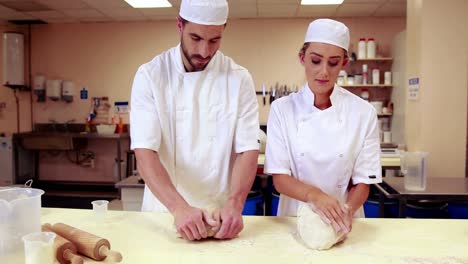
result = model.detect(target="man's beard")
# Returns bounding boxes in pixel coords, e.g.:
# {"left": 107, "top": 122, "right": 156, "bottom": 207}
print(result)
{"left": 181, "top": 37, "right": 212, "bottom": 72}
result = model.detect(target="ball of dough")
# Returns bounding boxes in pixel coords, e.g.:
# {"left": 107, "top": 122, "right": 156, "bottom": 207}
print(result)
{"left": 297, "top": 204, "right": 341, "bottom": 250}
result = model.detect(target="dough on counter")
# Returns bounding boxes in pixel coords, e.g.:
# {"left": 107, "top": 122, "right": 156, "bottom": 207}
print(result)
{"left": 297, "top": 204, "right": 342, "bottom": 250}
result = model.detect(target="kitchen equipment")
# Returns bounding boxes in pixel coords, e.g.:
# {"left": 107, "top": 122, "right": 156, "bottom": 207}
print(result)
{"left": 91, "top": 200, "right": 109, "bottom": 220}
{"left": 46, "top": 80, "right": 62, "bottom": 101}
{"left": 400, "top": 151, "right": 428, "bottom": 191}
{"left": 51, "top": 223, "right": 122, "bottom": 262}
{"left": 0, "top": 188, "right": 44, "bottom": 255}
{"left": 358, "top": 38, "right": 366, "bottom": 59}
{"left": 33, "top": 75, "right": 46, "bottom": 102}
{"left": 42, "top": 224, "right": 83, "bottom": 264}
{"left": 3, "top": 33, "right": 24, "bottom": 88}
{"left": 270, "top": 86, "right": 276, "bottom": 104}
{"left": 262, "top": 84, "right": 266, "bottom": 105}
{"left": 22, "top": 232, "right": 56, "bottom": 264}
{"left": 0, "top": 136, "right": 14, "bottom": 186}
{"left": 61, "top": 81, "right": 75, "bottom": 103}
{"left": 366, "top": 38, "right": 376, "bottom": 59}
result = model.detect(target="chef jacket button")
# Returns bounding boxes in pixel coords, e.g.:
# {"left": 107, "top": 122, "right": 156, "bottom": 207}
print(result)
{"left": 339, "top": 154, "right": 343, "bottom": 158}
{"left": 300, "top": 153, "right": 305, "bottom": 156}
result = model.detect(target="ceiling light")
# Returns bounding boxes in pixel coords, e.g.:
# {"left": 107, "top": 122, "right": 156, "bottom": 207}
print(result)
{"left": 301, "top": 0, "right": 344, "bottom": 5}
{"left": 125, "top": 0, "right": 172, "bottom": 8}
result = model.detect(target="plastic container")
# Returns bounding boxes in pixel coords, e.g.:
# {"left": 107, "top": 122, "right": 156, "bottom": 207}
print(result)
{"left": 347, "top": 75, "right": 355, "bottom": 85}
{"left": 355, "top": 74, "right": 363, "bottom": 85}
{"left": 406, "top": 200, "right": 448, "bottom": 219}
{"left": 96, "top": 124, "right": 116, "bottom": 135}
{"left": 448, "top": 202, "right": 468, "bottom": 219}
{"left": 358, "top": 38, "right": 366, "bottom": 59}
{"left": 0, "top": 188, "right": 44, "bottom": 255}
{"left": 384, "top": 71, "right": 392, "bottom": 85}
{"left": 92, "top": 200, "right": 109, "bottom": 220}
{"left": 271, "top": 190, "right": 280, "bottom": 216}
{"left": 363, "top": 199, "right": 399, "bottom": 218}
{"left": 242, "top": 191, "right": 264, "bottom": 216}
{"left": 360, "top": 88, "right": 369, "bottom": 101}
{"left": 22, "top": 232, "right": 56, "bottom": 264}
{"left": 372, "top": 68, "right": 380, "bottom": 85}
{"left": 366, "top": 38, "right": 376, "bottom": 59}
{"left": 400, "top": 151, "right": 428, "bottom": 191}
{"left": 338, "top": 70, "right": 347, "bottom": 85}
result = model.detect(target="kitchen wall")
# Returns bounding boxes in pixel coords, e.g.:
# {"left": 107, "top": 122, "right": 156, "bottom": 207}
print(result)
{"left": 29, "top": 17, "right": 405, "bottom": 125}
{"left": 2, "top": 17, "right": 405, "bottom": 182}
{"left": 406, "top": 0, "right": 468, "bottom": 178}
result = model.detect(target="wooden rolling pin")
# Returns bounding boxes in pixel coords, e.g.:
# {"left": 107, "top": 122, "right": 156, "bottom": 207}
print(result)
{"left": 42, "top": 223, "right": 84, "bottom": 264}
{"left": 51, "top": 223, "right": 122, "bottom": 262}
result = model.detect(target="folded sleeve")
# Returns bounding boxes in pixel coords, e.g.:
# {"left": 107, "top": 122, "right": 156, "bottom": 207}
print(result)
{"left": 130, "top": 67, "right": 162, "bottom": 152}
{"left": 234, "top": 73, "right": 260, "bottom": 153}
{"left": 352, "top": 108, "right": 382, "bottom": 185}
{"left": 264, "top": 102, "right": 291, "bottom": 176}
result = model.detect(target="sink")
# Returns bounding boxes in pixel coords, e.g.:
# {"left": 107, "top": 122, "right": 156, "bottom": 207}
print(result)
{"left": 20, "top": 123, "right": 88, "bottom": 150}
{"left": 21, "top": 135, "right": 87, "bottom": 150}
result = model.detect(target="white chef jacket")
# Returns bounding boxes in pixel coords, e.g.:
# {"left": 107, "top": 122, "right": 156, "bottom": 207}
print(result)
{"left": 264, "top": 84, "right": 382, "bottom": 217}
{"left": 130, "top": 44, "right": 260, "bottom": 212}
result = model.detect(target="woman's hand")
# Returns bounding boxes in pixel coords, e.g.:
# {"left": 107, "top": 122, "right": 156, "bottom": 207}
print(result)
{"left": 308, "top": 192, "right": 351, "bottom": 236}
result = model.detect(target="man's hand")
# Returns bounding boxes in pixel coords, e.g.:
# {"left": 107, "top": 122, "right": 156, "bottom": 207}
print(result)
{"left": 173, "top": 205, "right": 210, "bottom": 241}
{"left": 213, "top": 198, "right": 244, "bottom": 239}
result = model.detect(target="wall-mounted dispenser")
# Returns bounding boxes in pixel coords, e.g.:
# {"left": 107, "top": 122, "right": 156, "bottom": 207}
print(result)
{"left": 3, "top": 32, "right": 25, "bottom": 89}
{"left": 33, "top": 74, "right": 46, "bottom": 102}
{"left": 46, "top": 79, "right": 61, "bottom": 101}
{"left": 61, "top": 80, "right": 74, "bottom": 103}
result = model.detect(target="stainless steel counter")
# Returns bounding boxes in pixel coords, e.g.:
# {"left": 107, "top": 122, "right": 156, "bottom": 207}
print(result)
{"left": 376, "top": 176, "right": 468, "bottom": 217}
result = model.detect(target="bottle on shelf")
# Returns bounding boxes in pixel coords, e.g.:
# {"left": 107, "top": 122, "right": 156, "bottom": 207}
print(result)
{"left": 384, "top": 71, "right": 392, "bottom": 85}
{"left": 372, "top": 68, "right": 380, "bottom": 85}
{"left": 362, "top": 64, "right": 368, "bottom": 85}
{"left": 367, "top": 38, "right": 376, "bottom": 59}
{"left": 360, "top": 88, "right": 369, "bottom": 102}
{"left": 358, "top": 38, "right": 366, "bottom": 59}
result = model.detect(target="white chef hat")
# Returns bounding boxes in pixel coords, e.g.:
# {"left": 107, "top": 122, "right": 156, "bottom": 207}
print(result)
{"left": 179, "top": 0, "right": 229, "bottom": 26}
{"left": 304, "top": 19, "right": 350, "bottom": 52}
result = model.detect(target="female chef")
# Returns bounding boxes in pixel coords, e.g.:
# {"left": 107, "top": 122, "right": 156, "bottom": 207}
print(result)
{"left": 264, "top": 19, "right": 382, "bottom": 236}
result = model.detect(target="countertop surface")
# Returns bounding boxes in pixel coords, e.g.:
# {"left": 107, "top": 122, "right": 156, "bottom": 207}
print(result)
{"left": 3, "top": 208, "right": 467, "bottom": 263}
{"left": 383, "top": 176, "right": 468, "bottom": 196}
{"left": 257, "top": 154, "right": 400, "bottom": 167}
